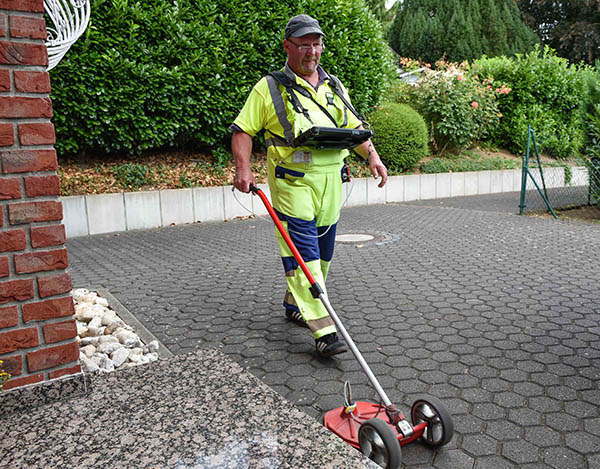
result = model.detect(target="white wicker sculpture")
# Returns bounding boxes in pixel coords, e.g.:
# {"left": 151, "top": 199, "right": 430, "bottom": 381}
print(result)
{"left": 44, "top": 0, "right": 90, "bottom": 71}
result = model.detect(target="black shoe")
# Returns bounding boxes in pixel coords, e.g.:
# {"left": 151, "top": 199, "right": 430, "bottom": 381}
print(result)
{"left": 315, "top": 333, "right": 347, "bottom": 358}
{"left": 285, "top": 308, "right": 308, "bottom": 328}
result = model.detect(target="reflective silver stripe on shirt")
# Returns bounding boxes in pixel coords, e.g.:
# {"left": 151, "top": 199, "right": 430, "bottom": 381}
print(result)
{"left": 265, "top": 135, "right": 288, "bottom": 147}
{"left": 266, "top": 75, "right": 295, "bottom": 145}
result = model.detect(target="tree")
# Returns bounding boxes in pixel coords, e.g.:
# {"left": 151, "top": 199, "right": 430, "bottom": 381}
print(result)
{"left": 364, "top": 0, "right": 399, "bottom": 34}
{"left": 518, "top": 0, "right": 600, "bottom": 65}
{"left": 389, "top": 0, "right": 538, "bottom": 63}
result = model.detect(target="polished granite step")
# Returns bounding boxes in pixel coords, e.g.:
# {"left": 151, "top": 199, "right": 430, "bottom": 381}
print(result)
{"left": 1, "top": 348, "right": 378, "bottom": 468}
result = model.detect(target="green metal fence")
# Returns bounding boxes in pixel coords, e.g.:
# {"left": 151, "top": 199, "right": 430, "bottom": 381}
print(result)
{"left": 519, "top": 126, "right": 600, "bottom": 220}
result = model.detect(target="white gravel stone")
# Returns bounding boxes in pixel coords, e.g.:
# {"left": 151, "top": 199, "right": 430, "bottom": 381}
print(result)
{"left": 79, "top": 336, "right": 99, "bottom": 346}
{"left": 79, "top": 354, "right": 99, "bottom": 373}
{"left": 115, "top": 329, "right": 140, "bottom": 348}
{"left": 100, "top": 309, "right": 118, "bottom": 326}
{"left": 111, "top": 348, "right": 130, "bottom": 367}
{"left": 97, "top": 335, "right": 119, "bottom": 344}
{"left": 98, "top": 342, "right": 121, "bottom": 355}
{"left": 72, "top": 288, "right": 161, "bottom": 374}
{"left": 80, "top": 344, "right": 96, "bottom": 358}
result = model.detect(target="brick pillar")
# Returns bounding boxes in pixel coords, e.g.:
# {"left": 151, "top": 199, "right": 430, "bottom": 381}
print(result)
{"left": 0, "top": 0, "right": 80, "bottom": 391}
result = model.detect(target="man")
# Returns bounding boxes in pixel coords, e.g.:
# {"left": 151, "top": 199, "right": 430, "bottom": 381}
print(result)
{"left": 232, "top": 14, "right": 387, "bottom": 358}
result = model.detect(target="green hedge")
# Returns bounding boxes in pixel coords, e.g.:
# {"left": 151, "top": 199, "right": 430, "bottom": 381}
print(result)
{"left": 367, "top": 102, "right": 429, "bottom": 171}
{"left": 50, "top": 0, "right": 395, "bottom": 157}
{"left": 474, "top": 46, "right": 589, "bottom": 158}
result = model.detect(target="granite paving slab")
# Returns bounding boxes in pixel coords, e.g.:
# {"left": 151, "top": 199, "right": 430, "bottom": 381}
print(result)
{"left": 64, "top": 200, "right": 600, "bottom": 468}
{"left": 1, "top": 348, "right": 378, "bottom": 469}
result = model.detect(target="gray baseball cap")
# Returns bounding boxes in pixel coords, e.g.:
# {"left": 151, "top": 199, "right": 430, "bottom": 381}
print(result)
{"left": 284, "top": 14, "right": 325, "bottom": 39}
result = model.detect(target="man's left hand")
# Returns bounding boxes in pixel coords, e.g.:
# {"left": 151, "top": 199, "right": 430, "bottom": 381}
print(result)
{"left": 369, "top": 153, "right": 388, "bottom": 188}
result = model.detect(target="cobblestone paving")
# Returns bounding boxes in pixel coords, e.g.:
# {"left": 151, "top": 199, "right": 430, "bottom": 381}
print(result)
{"left": 67, "top": 201, "right": 600, "bottom": 469}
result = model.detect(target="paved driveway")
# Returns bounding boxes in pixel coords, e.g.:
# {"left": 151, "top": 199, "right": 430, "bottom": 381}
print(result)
{"left": 67, "top": 200, "right": 600, "bottom": 468}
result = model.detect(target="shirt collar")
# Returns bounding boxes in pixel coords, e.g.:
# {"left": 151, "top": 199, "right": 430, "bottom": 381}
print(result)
{"left": 284, "top": 62, "right": 328, "bottom": 90}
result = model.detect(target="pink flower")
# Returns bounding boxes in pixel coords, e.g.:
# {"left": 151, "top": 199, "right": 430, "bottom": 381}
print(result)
{"left": 497, "top": 113, "right": 503, "bottom": 118}
{"left": 486, "top": 85, "right": 492, "bottom": 90}
{"left": 457, "top": 75, "right": 464, "bottom": 81}
{"left": 471, "top": 101, "right": 479, "bottom": 109}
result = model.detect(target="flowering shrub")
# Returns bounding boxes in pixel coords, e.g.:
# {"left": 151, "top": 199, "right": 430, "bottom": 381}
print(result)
{"left": 396, "top": 61, "right": 509, "bottom": 154}
{"left": 0, "top": 360, "right": 10, "bottom": 391}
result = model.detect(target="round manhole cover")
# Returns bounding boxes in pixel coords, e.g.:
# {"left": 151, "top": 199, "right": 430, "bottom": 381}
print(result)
{"left": 335, "top": 233, "right": 375, "bottom": 243}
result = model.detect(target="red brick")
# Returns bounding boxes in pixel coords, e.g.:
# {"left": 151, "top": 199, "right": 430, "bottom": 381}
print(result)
{"left": 48, "top": 363, "right": 81, "bottom": 379}
{"left": 24, "top": 174, "right": 59, "bottom": 197}
{"left": 2, "top": 372, "right": 43, "bottom": 390}
{"left": 0, "top": 97, "right": 52, "bottom": 119}
{"left": 0, "top": 40, "right": 47, "bottom": 66}
{"left": 22, "top": 296, "right": 74, "bottom": 322}
{"left": 0, "top": 229, "right": 26, "bottom": 252}
{"left": 8, "top": 200, "right": 62, "bottom": 224}
{"left": 1, "top": 149, "right": 57, "bottom": 173}
{"left": 18, "top": 123, "right": 55, "bottom": 145}
{"left": 0, "top": 305, "right": 18, "bottom": 328}
{"left": 30, "top": 224, "right": 65, "bottom": 248}
{"left": 0, "top": 256, "right": 7, "bottom": 277}
{"left": 0, "top": 327, "right": 38, "bottom": 354}
{"left": 0, "top": 354, "right": 22, "bottom": 376}
{"left": 0, "top": 123, "right": 14, "bottom": 146}
{"left": 0, "top": 69, "right": 9, "bottom": 91}
{"left": 14, "top": 70, "right": 50, "bottom": 93}
{"left": 27, "top": 340, "right": 78, "bottom": 371}
{"left": 1, "top": 1, "right": 44, "bottom": 13}
{"left": 37, "top": 271, "right": 71, "bottom": 298}
{"left": 0, "top": 278, "right": 33, "bottom": 304}
{"left": 9, "top": 15, "right": 46, "bottom": 40}
{"left": 43, "top": 319, "right": 76, "bottom": 344}
{"left": 0, "top": 178, "right": 21, "bottom": 200}
{"left": 15, "top": 248, "right": 68, "bottom": 274}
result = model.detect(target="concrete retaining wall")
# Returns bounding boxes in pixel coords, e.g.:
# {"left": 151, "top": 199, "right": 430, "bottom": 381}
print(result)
{"left": 61, "top": 167, "right": 587, "bottom": 238}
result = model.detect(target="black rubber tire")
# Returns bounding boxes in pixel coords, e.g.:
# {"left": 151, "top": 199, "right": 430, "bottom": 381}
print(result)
{"left": 358, "top": 418, "right": 402, "bottom": 469}
{"left": 411, "top": 395, "right": 454, "bottom": 447}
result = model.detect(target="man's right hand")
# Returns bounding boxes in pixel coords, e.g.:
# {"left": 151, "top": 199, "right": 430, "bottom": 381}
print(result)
{"left": 232, "top": 130, "right": 255, "bottom": 193}
{"left": 233, "top": 166, "right": 255, "bottom": 193}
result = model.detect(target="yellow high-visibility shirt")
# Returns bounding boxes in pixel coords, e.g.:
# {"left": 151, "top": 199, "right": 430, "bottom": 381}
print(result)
{"left": 233, "top": 65, "right": 362, "bottom": 173}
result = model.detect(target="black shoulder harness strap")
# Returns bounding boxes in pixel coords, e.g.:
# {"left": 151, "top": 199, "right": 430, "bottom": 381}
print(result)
{"left": 326, "top": 73, "right": 368, "bottom": 126}
{"left": 268, "top": 70, "right": 367, "bottom": 128}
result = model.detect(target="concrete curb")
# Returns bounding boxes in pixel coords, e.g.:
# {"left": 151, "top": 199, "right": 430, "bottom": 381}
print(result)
{"left": 61, "top": 168, "right": 588, "bottom": 238}
{"left": 94, "top": 287, "right": 173, "bottom": 360}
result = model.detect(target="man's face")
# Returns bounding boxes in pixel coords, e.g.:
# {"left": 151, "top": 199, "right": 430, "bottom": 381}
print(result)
{"left": 284, "top": 33, "right": 323, "bottom": 77}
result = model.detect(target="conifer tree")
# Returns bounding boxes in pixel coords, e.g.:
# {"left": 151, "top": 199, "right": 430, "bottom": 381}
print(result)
{"left": 389, "top": 0, "right": 538, "bottom": 63}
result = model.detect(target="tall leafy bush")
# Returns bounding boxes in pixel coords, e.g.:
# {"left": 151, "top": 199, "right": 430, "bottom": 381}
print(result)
{"left": 367, "top": 102, "right": 429, "bottom": 171}
{"left": 474, "top": 46, "right": 588, "bottom": 158}
{"left": 50, "top": 0, "right": 395, "bottom": 157}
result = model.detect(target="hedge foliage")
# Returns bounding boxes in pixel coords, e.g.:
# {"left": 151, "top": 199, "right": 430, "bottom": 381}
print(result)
{"left": 49, "top": 0, "right": 395, "bottom": 157}
{"left": 366, "top": 102, "right": 429, "bottom": 171}
{"left": 474, "top": 46, "right": 589, "bottom": 158}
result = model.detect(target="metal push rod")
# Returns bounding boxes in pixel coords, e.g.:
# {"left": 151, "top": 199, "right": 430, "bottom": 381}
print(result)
{"left": 249, "top": 184, "right": 393, "bottom": 407}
